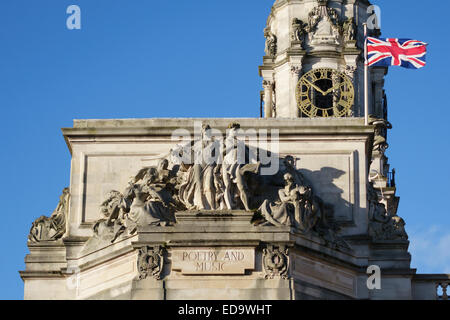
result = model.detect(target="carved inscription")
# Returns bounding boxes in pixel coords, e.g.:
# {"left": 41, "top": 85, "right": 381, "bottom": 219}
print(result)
{"left": 172, "top": 248, "right": 255, "bottom": 275}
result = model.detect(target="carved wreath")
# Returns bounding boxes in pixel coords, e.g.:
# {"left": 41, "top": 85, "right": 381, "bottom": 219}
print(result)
{"left": 263, "top": 246, "right": 289, "bottom": 279}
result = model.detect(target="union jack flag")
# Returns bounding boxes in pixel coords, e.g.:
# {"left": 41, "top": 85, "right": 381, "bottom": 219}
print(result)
{"left": 367, "top": 37, "right": 428, "bottom": 69}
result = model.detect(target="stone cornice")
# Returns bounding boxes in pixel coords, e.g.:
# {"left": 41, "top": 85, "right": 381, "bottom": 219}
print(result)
{"left": 413, "top": 274, "right": 450, "bottom": 281}
{"left": 67, "top": 117, "right": 371, "bottom": 130}
{"left": 62, "top": 118, "right": 374, "bottom": 154}
{"left": 19, "top": 270, "right": 64, "bottom": 280}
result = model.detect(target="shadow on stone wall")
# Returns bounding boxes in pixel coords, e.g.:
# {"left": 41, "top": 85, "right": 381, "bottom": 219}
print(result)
{"left": 300, "top": 166, "right": 355, "bottom": 224}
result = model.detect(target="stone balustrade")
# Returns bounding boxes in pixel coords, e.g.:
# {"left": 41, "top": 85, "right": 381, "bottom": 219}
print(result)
{"left": 436, "top": 281, "right": 449, "bottom": 300}
{"left": 413, "top": 275, "right": 450, "bottom": 300}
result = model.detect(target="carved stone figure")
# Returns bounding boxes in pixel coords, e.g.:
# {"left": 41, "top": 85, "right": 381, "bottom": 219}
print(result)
{"left": 100, "top": 190, "right": 125, "bottom": 223}
{"left": 263, "top": 245, "right": 289, "bottom": 279}
{"left": 291, "top": 18, "right": 306, "bottom": 45}
{"left": 137, "top": 246, "right": 164, "bottom": 280}
{"left": 307, "top": 6, "right": 322, "bottom": 33}
{"left": 222, "top": 123, "right": 259, "bottom": 211}
{"left": 343, "top": 18, "right": 356, "bottom": 42}
{"left": 368, "top": 183, "right": 408, "bottom": 241}
{"left": 127, "top": 162, "right": 176, "bottom": 229}
{"left": 179, "top": 129, "right": 207, "bottom": 209}
{"left": 213, "top": 165, "right": 226, "bottom": 210}
{"left": 368, "top": 202, "right": 408, "bottom": 241}
{"left": 92, "top": 160, "right": 178, "bottom": 244}
{"left": 259, "top": 170, "right": 321, "bottom": 234}
{"left": 370, "top": 118, "right": 393, "bottom": 152}
{"left": 28, "top": 188, "right": 70, "bottom": 242}
{"left": 257, "top": 156, "right": 350, "bottom": 250}
{"left": 178, "top": 124, "right": 222, "bottom": 210}
{"left": 259, "top": 173, "right": 298, "bottom": 228}
{"left": 264, "top": 27, "right": 277, "bottom": 57}
{"left": 94, "top": 190, "right": 127, "bottom": 243}
{"left": 128, "top": 184, "right": 163, "bottom": 229}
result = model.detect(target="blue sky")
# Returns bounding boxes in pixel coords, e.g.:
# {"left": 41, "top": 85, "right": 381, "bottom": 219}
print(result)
{"left": 0, "top": 0, "right": 448, "bottom": 299}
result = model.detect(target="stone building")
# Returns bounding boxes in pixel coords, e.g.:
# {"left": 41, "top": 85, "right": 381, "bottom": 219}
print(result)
{"left": 20, "top": 0, "right": 449, "bottom": 300}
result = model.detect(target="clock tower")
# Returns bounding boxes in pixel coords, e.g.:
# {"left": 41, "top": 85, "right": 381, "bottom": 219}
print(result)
{"left": 259, "top": 0, "right": 386, "bottom": 120}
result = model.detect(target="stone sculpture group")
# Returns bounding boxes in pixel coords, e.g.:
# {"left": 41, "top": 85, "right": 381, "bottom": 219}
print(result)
{"left": 28, "top": 122, "right": 408, "bottom": 249}
{"left": 87, "top": 123, "right": 347, "bottom": 248}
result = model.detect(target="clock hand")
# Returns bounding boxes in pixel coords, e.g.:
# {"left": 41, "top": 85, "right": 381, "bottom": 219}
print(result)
{"left": 304, "top": 79, "right": 327, "bottom": 96}
{"left": 323, "top": 83, "right": 342, "bottom": 96}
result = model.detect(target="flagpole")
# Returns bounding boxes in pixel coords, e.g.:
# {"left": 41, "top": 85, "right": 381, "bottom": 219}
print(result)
{"left": 364, "top": 23, "right": 369, "bottom": 126}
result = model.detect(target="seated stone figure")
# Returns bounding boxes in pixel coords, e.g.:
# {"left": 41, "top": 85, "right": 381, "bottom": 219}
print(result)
{"left": 259, "top": 172, "right": 321, "bottom": 233}
{"left": 93, "top": 160, "right": 177, "bottom": 244}
{"left": 93, "top": 190, "right": 127, "bottom": 243}
{"left": 369, "top": 202, "right": 408, "bottom": 241}
{"left": 367, "top": 183, "right": 408, "bottom": 241}
{"left": 125, "top": 164, "right": 176, "bottom": 232}
{"left": 28, "top": 188, "right": 70, "bottom": 242}
{"left": 259, "top": 173, "right": 298, "bottom": 227}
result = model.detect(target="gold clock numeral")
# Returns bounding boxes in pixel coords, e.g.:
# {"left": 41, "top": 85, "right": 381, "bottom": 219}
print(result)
{"left": 340, "top": 92, "right": 351, "bottom": 99}
{"left": 338, "top": 101, "right": 349, "bottom": 109}
{"left": 322, "top": 109, "right": 330, "bottom": 117}
{"left": 309, "top": 73, "right": 318, "bottom": 82}
{"left": 300, "top": 98, "right": 309, "bottom": 105}
{"left": 299, "top": 92, "right": 309, "bottom": 98}
{"left": 300, "top": 100, "right": 310, "bottom": 109}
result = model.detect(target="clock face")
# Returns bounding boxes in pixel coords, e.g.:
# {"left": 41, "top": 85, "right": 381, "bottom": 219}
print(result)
{"left": 296, "top": 68, "right": 355, "bottom": 118}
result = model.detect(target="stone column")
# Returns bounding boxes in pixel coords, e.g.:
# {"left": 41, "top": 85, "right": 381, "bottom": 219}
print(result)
{"left": 263, "top": 80, "right": 274, "bottom": 118}
{"left": 290, "top": 64, "right": 302, "bottom": 118}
